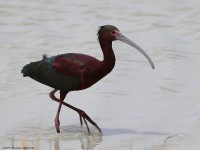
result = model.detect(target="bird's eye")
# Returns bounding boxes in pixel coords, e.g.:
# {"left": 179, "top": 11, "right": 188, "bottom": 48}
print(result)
{"left": 112, "top": 31, "right": 115, "bottom": 34}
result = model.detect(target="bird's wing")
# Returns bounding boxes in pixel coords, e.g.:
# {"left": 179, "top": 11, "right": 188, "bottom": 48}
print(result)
{"left": 52, "top": 53, "right": 99, "bottom": 78}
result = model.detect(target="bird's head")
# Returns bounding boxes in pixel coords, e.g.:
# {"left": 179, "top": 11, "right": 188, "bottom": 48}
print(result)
{"left": 97, "top": 25, "right": 155, "bottom": 69}
{"left": 97, "top": 25, "right": 120, "bottom": 42}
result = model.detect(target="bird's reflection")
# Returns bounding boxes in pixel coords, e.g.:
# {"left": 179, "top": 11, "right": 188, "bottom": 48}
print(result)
{"left": 55, "top": 133, "right": 102, "bottom": 150}
{"left": 54, "top": 137, "right": 59, "bottom": 150}
{"left": 52, "top": 125, "right": 103, "bottom": 150}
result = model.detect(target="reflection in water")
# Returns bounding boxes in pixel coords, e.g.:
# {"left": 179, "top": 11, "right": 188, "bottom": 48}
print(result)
{"left": 52, "top": 131, "right": 102, "bottom": 150}
{"left": 54, "top": 137, "right": 59, "bottom": 150}
{"left": 3, "top": 125, "right": 102, "bottom": 150}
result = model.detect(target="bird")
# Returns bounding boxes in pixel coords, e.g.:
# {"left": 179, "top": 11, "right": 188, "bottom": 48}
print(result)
{"left": 21, "top": 25, "right": 155, "bottom": 134}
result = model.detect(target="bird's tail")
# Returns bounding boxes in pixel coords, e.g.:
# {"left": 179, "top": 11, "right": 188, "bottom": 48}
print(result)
{"left": 21, "top": 55, "right": 48, "bottom": 77}
{"left": 21, "top": 60, "right": 42, "bottom": 78}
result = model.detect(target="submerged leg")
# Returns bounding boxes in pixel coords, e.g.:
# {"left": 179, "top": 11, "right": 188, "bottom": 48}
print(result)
{"left": 54, "top": 91, "right": 67, "bottom": 133}
{"left": 49, "top": 89, "right": 102, "bottom": 134}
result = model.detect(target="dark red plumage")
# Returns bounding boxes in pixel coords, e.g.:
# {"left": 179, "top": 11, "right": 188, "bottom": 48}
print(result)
{"left": 52, "top": 53, "right": 111, "bottom": 90}
{"left": 21, "top": 25, "right": 155, "bottom": 134}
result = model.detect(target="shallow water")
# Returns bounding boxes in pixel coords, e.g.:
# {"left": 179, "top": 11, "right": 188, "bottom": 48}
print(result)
{"left": 1, "top": 0, "right": 200, "bottom": 149}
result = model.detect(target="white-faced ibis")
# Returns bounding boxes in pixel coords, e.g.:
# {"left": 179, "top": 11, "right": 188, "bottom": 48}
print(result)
{"left": 21, "top": 25, "right": 155, "bottom": 134}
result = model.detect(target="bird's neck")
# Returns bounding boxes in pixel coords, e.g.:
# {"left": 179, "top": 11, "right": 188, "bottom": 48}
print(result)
{"left": 99, "top": 39, "right": 116, "bottom": 72}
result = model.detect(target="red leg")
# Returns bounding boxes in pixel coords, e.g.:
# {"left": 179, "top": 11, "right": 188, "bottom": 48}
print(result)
{"left": 49, "top": 89, "right": 102, "bottom": 134}
{"left": 54, "top": 91, "right": 67, "bottom": 133}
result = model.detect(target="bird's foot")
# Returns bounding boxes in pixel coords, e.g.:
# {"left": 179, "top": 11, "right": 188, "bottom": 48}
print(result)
{"left": 55, "top": 116, "right": 60, "bottom": 133}
{"left": 77, "top": 109, "right": 102, "bottom": 134}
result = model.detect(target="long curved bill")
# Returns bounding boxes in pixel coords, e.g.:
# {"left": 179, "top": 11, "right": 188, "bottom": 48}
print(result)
{"left": 116, "top": 32, "right": 155, "bottom": 69}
